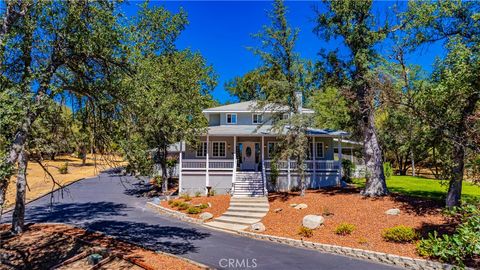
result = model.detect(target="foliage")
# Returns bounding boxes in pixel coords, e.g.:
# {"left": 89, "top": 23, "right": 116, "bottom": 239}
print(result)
{"left": 208, "top": 188, "right": 216, "bottom": 197}
{"left": 382, "top": 225, "right": 418, "bottom": 243}
{"left": 334, "top": 223, "right": 355, "bottom": 235}
{"left": 298, "top": 226, "right": 313, "bottom": 238}
{"left": 341, "top": 159, "right": 355, "bottom": 183}
{"left": 180, "top": 193, "right": 192, "bottom": 201}
{"left": 417, "top": 203, "right": 480, "bottom": 267}
{"left": 58, "top": 162, "right": 69, "bottom": 175}
{"left": 194, "top": 191, "right": 202, "bottom": 197}
{"left": 170, "top": 201, "right": 181, "bottom": 207}
{"left": 309, "top": 86, "right": 350, "bottom": 132}
{"left": 198, "top": 203, "right": 209, "bottom": 209}
{"left": 186, "top": 206, "right": 202, "bottom": 214}
{"left": 383, "top": 162, "right": 393, "bottom": 180}
{"left": 177, "top": 202, "right": 189, "bottom": 210}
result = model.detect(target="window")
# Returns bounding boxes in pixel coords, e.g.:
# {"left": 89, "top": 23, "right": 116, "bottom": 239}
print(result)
{"left": 268, "top": 142, "right": 278, "bottom": 158}
{"left": 196, "top": 142, "right": 207, "bottom": 157}
{"left": 252, "top": 113, "right": 263, "bottom": 124}
{"left": 212, "top": 141, "right": 226, "bottom": 157}
{"left": 316, "top": 142, "right": 324, "bottom": 158}
{"left": 226, "top": 113, "right": 237, "bottom": 124}
{"left": 282, "top": 113, "right": 289, "bottom": 120}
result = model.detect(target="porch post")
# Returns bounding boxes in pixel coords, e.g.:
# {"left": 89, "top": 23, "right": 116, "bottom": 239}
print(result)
{"left": 261, "top": 136, "right": 267, "bottom": 195}
{"left": 313, "top": 136, "right": 317, "bottom": 188}
{"left": 232, "top": 136, "right": 236, "bottom": 192}
{"left": 206, "top": 135, "right": 210, "bottom": 194}
{"left": 350, "top": 147, "right": 354, "bottom": 162}
{"left": 337, "top": 136, "right": 342, "bottom": 186}
{"left": 179, "top": 142, "right": 183, "bottom": 194}
{"left": 287, "top": 157, "right": 291, "bottom": 191}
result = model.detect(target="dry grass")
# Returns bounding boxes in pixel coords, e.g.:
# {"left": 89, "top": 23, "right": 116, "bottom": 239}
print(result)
{"left": 4, "top": 154, "right": 124, "bottom": 209}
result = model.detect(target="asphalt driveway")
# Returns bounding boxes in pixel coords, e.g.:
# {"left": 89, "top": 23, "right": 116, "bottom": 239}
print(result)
{"left": 1, "top": 172, "right": 401, "bottom": 270}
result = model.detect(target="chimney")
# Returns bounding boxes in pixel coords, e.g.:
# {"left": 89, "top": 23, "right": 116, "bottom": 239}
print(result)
{"left": 295, "top": 91, "right": 303, "bottom": 113}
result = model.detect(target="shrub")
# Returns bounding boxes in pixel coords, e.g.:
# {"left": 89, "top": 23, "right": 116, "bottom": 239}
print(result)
{"left": 322, "top": 207, "right": 334, "bottom": 217}
{"left": 186, "top": 207, "right": 202, "bottom": 214}
{"left": 341, "top": 159, "right": 355, "bottom": 183}
{"left": 382, "top": 225, "right": 418, "bottom": 243}
{"left": 198, "top": 203, "right": 208, "bottom": 209}
{"left": 170, "top": 201, "right": 180, "bottom": 207}
{"left": 208, "top": 188, "right": 216, "bottom": 197}
{"left": 298, "top": 226, "right": 313, "bottom": 238}
{"left": 383, "top": 162, "right": 393, "bottom": 179}
{"left": 357, "top": 237, "right": 368, "bottom": 245}
{"left": 58, "top": 162, "right": 69, "bottom": 174}
{"left": 180, "top": 193, "right": 192, "bottom": 201}
{"left": 167, "top": 200, "right": 174, "bottom": 205}
{"left": 194, "top": 191, "right": 202, "bottom": 197}
{"left": 335, "top": 223, "right": 356, "bottom": 235}
{"left": 416, "top": 204, "right": 480, "bottom": 267}
{"left": 177, "top": 202, "right": 189, "bottom": 210}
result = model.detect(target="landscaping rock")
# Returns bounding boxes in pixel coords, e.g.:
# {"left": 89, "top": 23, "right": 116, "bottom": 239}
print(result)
{"left": 294, "top": 203, "right": 308, "bottom": 210}
{"left": 385, "top": 208, "right": 401, "bottom": 215}
{"left": 250, "top": 222, "right": 266, "bottom": 232}
{"left": 274, "top": 208, "right": 283, "bottom": 213}
{"left": 199, "top": 212, "right": 213, "bottom": 221}
{"left": 302, "top": 215, "right": 324, "bottom": 229}
{"left": 152, "top": 197, "right": 161, "bottom": 205}
{"left": 290, "top": 203, "right": 298, "bottom": 207}
{"left": 207, "top": 202, "right": 212, "bottom": 208}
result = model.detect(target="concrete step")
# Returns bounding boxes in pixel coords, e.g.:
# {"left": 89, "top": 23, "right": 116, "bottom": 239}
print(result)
{"left": 215, "top": 216, "right": 261, "bottom": 225}
{"left": 229, "top": 202, "right": 269, "bottom": 208}
{"left": 232, "top": 194, "right": 266, "bottom": 198}
{"left": 204, "top": 221, "right": 248, "bottom": 231}
{"left": 222, "top": 211, "right": 266, "bottom": 218}
{"left": 230, "top": 197, "right": 268, "bottom": 203}
{"left": 227, "top": 206, "right": 269, "bottom": 213}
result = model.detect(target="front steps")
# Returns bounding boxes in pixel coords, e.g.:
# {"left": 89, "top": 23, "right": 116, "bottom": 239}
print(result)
{"left": 233, "top": 172, "right": 265, "bottom": 197}
{"left": 205, "top": 197, "right": 269, "bottom": 231}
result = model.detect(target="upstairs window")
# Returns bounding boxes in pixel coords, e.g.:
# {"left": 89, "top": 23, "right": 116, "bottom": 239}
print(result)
{"left": 196, "top": 142, "right": 207, "bottom": 157}
{"left": 226, "top": 113, "right": 237, "bottom": 124}
{"left": 252, "top": 113, "right": 263, "bottom": 124}
{"left": 212, "top": 141, "right": 226, "bottom": 157}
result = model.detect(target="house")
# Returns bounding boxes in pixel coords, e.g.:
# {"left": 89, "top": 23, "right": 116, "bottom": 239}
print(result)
{"left": 178, "top": 93, "right": 350, "bottom": 197}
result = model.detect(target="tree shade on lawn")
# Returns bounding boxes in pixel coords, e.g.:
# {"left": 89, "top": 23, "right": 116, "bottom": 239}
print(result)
{"left": 353, "top": 176, "right": 480, "bottom": 201}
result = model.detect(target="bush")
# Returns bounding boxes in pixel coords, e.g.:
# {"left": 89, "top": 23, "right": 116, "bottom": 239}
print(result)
{"left": 180, "top": 193, "right": 192, "bottom": 201}
{"left": 58, "top": 162, "right": 69, "bottom": 174}
{"left": 298, "top": 226, "right": 313, "bottom": 238}
{"left": 341, "top": 159, "right": 355, "bottom": 183}
{"left": 382, "top": 225, "right": 418, "bottom": 243}
{"left": 383, "top": 162, "right": 393, "bottom": 179}
{"left": 194, "top": 191, "right": 202, "bottom": 197}
{"left": 208, "top": 188, "right": 216, "bottom": 197}
{"left": 177, "top": 202, "right": 189, "bottom": 210}
{"left": 357, "top": 237, "right": 368, "bottom": 245}
{"left": 170, "top": 201, "right": 180, "bottom": 207}
{"left": 322, "top": 207, "right": 334, "bottom": 217}
{"left": 335, "top": 223, "right": 356, "bottom": 235}
{"left": 198, "top": 203, "right": 209, "bottom": 209}
{"left": 186, "top": 207, "right": 202, "bottom": 214}
{"left": 416, "top": 204, "right": 480, "bottom": 267}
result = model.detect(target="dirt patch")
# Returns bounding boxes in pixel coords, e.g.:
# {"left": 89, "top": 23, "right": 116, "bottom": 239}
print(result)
{"left": 260, "top": 188, "right": 452, "bottom": 258}
{"left": 161, "top": 195, "right": 230, "bottom": 218}
{"left": 4, "top": 155, "right": 124, "bottom": 209}
{"left": 0, "top": 223, "right": 202, "bottom": 270}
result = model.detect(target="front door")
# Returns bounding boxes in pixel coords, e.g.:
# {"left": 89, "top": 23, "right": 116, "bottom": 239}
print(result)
{"left": 242, "top": 142, "right": 256, "bottom": 171}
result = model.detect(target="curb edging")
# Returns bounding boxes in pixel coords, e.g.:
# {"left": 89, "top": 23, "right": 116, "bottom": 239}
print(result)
{"left": 146, "top": 202, "right": 463, "bottom": 270}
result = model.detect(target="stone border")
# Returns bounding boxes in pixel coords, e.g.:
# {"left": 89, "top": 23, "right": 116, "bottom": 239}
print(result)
{"left": 146, "top": 201, "right": 463, "bottom": 270}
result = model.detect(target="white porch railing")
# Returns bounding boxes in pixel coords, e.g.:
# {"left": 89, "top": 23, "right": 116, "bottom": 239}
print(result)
{"left": 264, "top": 160, "right": 340, "bottom": 171}
{"left": 182, "top": 159, "right": 234, "bottom": 171}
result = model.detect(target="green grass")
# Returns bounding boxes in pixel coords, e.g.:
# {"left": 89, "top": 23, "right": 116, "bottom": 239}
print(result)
{"left": 352, "top": 176, "right": 480, "bottom": 201}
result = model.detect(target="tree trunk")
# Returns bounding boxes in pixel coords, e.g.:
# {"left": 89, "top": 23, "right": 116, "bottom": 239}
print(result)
{"left": 160, "top": 145, "right": 169, "bottom": 195}
{"left": 80, "top": 145, "right": 87, "bottom": 166}
{"left": 411, "top": 149, "right": 416, "bottom": 177}
{"left": 11, "top": 148, "right": 28, "bottom": 234}
{"left": 446, "top": 143, "right": 465, "bottom": 207}
{"left": 361, "top": 113, "right": 388, "bottom": 197}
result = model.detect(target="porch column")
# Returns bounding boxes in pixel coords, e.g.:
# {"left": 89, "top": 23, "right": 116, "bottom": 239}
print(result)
{"left": 232, "top": 136, "right": 236, "bottom": 189}
{"left": 350, "top": 148, "right": 354, "bottom": 162}
{"left": 337, "top": 136, "right": 342, "bottom": 186}
{"left": 179, "top": 142, "right": 183, "bottom": 194}
{"left": 261, "top": 136, "right": 267, "bottom": 195}
{"left": 313, "top": 136, "right": 317, "bottom": 188}
{"left": 287, "top": 157, "right": 291, "bottom": 191}
{"left": 206, "top": 135, "right": 210, "bottom": 194}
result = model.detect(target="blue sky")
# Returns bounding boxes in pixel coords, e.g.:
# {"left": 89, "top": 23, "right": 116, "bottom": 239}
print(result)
{"left": 122, "top": 1, "right": 446, "bottom": 104}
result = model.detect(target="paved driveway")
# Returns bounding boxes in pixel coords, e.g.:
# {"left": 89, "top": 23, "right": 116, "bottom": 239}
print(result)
{"left": 1, "top": 172, "right": 401, "bottom": 270}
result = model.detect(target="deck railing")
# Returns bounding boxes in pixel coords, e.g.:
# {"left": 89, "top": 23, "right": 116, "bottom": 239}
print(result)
{"left": 264, "top": 160, "right": 340, "bottom": 171}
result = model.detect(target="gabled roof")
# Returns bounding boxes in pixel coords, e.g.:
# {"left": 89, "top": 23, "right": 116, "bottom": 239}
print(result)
{"left": 203, "top": 100, "right": 314, "bottom": 114}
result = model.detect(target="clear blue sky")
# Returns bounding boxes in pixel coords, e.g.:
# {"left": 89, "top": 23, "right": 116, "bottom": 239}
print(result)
{"left": 122, "top": 1, "right": 445, "bottom": 104}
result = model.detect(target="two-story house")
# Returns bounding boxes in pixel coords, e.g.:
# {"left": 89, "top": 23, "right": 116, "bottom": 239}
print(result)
{"left": 178, "top": 94, "right": 348, "bottom": 197}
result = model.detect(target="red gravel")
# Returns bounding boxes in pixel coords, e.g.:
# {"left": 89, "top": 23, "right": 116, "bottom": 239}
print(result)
{"left": 161, "top": 195, "right": 230, "bottom": 219}
{"left": 260, "top": 188, "right": 452, "bottom": 258}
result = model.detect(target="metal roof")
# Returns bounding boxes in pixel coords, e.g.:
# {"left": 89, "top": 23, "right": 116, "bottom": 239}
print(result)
{"left": 205, "top": 125, "right": 348, "bottom": 137}
{"left": 203, "top": 101, "right": 314, "bottom": 114}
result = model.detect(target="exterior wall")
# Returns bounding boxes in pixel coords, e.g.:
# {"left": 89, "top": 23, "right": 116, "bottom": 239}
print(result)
{"left": 181, "top": 173, "right": 206, "bottom": 195}
{"left": 181, "top": 172, "right": 232, "bottom": 195}
{"left": 266, "top": 172, "right": 339, "bottom": 192}
{"left": 218, "top": 112, "right": 275, "bottom": 125}
{"left": 208, "top": 113, "right": 220, "bottom": 126}
{"left": 265, "top": 137, "right": 335, "bottom": 160}
{"left": 184, "top": 136, "right": 235, "bottom": 159}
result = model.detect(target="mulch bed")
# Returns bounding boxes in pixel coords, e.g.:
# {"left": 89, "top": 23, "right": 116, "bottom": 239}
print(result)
{"left": 259, "top": 187, "right": 454, "bottom": 259}
{"left": 0, "top": 223, "right": 201, "bottom": 270}
{"left": 160, "top": 195, "right": 230, "bottom": 219}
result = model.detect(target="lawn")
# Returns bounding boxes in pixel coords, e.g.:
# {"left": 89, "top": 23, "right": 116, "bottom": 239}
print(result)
{"left": 353, "top": 176, "right": 480, "bottom": 201}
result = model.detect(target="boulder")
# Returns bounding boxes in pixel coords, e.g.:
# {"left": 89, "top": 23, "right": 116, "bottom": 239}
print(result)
{"left": 250, "top": 222, "right": 266, "bottom": 232}
{"left": 199, "top": 212, "right": 213, "bottom": 221}
{"left": 302, "top": 215, "right": 324, "bottom": 229}
{"left": 274, "top": 208, "right": 283, "bottom": 213}
{"left": 385, "top": 208, "right": 401, "bottom": 215}
{"left": 290, "top": 203, "right": 298, "bottom": 207}
{"left": 152, "top": 197, "right": 161, "bottom": 205}
{"left": 294, "top": 203, "right": 308, "bottom": 210}
{"left": 207, "top": 202, "right": 212, "bottom": 208}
